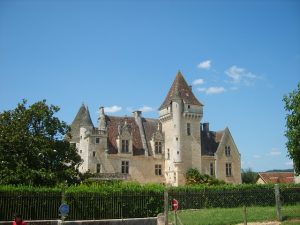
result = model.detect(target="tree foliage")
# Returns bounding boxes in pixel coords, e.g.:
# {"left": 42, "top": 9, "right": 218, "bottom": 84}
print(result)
{"left": 186, "top": 168, "right": 225, "bottom": 185}
{"left": 283, "top": 83, "right": 300, "bottom": 174}
{"left": 241, "top": 168, "right": 257, "bottom": 184}
{"left": 0, "top": 99, "right": 82, "bottom": 186}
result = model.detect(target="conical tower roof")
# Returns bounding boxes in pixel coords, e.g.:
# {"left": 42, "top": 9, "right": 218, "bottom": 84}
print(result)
{"left": 159, "top": 71, "right": 203, "bottom": 110}
{"left": 80, "top": 106, "right": 94, "bottom": 127}
{"left": 71, "top": 103, "right": 86, "bottom": 129}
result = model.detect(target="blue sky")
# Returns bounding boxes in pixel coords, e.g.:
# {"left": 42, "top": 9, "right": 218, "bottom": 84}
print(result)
{"left": 1, "top": 0, "right": 299, "bottom": 172}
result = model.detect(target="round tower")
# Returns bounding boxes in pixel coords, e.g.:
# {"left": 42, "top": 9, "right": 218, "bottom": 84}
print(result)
{"left": 172, "top": 92, "right": 183, "bottom": 163}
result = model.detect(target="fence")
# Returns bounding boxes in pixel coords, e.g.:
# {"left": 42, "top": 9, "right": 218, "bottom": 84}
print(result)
{"left": 0, "top": 185, "right": 299, "bottom": 221}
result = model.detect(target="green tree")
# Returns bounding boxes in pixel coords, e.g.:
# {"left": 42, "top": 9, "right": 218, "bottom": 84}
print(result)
{"left": 241, "top": 168, "right": 257, "bottom": 184}
{"left": 0, "top": 99, "right": 82, "bottom": 186}
{"left": 186, "top": 168, "right": 225, "bottom": 185}
{"left": 283, "top": 83, "right": 300, "bottom": 175}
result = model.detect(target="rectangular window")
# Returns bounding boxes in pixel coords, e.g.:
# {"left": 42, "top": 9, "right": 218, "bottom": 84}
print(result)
{"left": 121, "top": 161, "right": 129, "bottom": 174}
{"left": 93, "top": 151, "right": 96, "bottom": 157}
{"left": 96, "top": 164, "right": 101, "bottom": 173}
{"left": 187, "top": 123, "right": 191, "bottom": 136}
{"left": 121, "top": 140, "right": 129, "bottom": 153}
{"left": 210, "top": 162, "right": 214, "bottom": 176}
{"left": 167, "top": 149, "right": 170, "bottom": 160}
{"left": 225, "top": 146, "right": 231, "bottom": 157}
{"left": 80, "top": 150, "right": 82, "bottom": 154}
{"left": 155, "top": 141, "right": 162, "bottom": 154}
{"left": 155, "top": 164, "right": 162, "bottom": 176}
{"left": 226, "top": 163, "right": 232, "bottom": 177}
{"left": 95, "top": 137, "right": 100, "bottom": 144}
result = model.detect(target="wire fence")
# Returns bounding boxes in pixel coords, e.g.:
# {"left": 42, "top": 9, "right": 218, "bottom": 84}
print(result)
{"left": 0, "top": 185, "right": 299, "bottom": 221}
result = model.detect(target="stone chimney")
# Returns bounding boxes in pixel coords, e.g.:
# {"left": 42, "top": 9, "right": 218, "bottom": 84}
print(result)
{"left": 132, "top": 110, "right": 149, "bottom": 156}
{"left": 99, "top": 106, "right": 107, "bottom": 132}
{"left": 133, "top": 110, "right": 142, "bottom": 119}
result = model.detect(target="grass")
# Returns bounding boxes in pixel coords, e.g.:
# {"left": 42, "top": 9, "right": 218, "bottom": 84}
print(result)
{"left": 168, "top": 205, "right": 300, "bottom": 225}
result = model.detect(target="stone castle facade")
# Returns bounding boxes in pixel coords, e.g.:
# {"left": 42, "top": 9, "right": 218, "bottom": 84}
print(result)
{"left": 70, "top": 72, "right": 242, "bottom": 185}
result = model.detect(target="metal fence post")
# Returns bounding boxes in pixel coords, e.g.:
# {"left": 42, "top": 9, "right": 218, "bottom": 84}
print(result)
{"left": 164, "top": 187, "right": 169, "bottom": 225}
{"left": 274, "top": 184, "right": 282, "bottom": 221}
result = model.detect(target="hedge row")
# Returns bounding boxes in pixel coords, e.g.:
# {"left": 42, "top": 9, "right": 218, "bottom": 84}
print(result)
{"left": 0, "top": 183, "right": 300, "bottom": 221}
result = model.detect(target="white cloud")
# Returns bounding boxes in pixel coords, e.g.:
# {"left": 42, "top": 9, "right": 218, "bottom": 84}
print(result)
{"left": 285, "top": 161, "right": 293, "bottom": 166}
{"left": 138, "top": 106, "right": 155, "bottom": 112}
{"left": 197, "top": 60, "right": 211, "bottom": 70}
{"left": 253, "top": 154, "right": 261, "bottom": 159}
{"left": 198, "top": 86, "right": 226, "bottom": 95}
{"left": 268, "top": 149, "right": 281, "bottom": 156}
{"left": 225, "top": 65, "right": 258, "bottom": 85}
{"left": 192, "top": 79, "right": 204, "bottom": 85}
{"left": 104, "top": 105, "right": 122, "bottom": 113}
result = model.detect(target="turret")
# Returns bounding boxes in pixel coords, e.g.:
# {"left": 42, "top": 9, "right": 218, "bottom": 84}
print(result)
{"left": 98, "top": 106, "right": 107, "bottom": 133}
{"left": 159, "top": 71, "right": 204, "bottom": 186}
{"left": 171, "top": 84, "right": 183, "bottom": 163}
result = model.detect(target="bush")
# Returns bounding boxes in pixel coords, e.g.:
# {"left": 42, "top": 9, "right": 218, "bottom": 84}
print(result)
{"left": 186, "top": 168, "right": 226, "bottom": 185}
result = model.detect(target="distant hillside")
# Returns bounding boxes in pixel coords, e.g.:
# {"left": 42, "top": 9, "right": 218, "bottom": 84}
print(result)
{"left": 265, "top": 169, "right": 294, "bottom": 173}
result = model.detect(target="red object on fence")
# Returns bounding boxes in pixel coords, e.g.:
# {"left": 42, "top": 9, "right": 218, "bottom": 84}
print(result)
{"left": 172, "top": 199, "right": 179, "bottom": 211}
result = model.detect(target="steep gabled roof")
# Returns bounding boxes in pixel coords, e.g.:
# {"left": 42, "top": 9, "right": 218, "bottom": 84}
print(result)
{"left": 159, "top": 71, "right": 203, "bottom": 110}
{"left": 106, "top": 116, "right": 159, "bottom": 155}
{"left": 201, "top": 129, "right": 225, "bottom": 156}
{"left": 257, "top": 172, "right": 294, "bottom": 184}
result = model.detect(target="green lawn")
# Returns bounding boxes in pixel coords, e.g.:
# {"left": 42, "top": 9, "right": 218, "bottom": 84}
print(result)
{"left": 168, "top": 205, "right": 300, "bottom": 225}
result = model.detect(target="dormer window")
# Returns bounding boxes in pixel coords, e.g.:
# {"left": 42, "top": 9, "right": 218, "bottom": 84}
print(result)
{"left": 122, "top": 140, "right": 129, "bottom": 153}
{"left": 155, "top": 141, "right": 162, "bottom": 154}
{"left": 225, "top": 146, "right": 231, "bottom": 157}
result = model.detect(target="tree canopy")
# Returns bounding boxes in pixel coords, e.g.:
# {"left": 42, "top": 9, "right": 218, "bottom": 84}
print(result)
{"left": 186, "top": 168, "right": 225, "bottom": 185}
{"left": 241, "top": 168, "right": 257, "bottom": 184}
{"left": 0, "top": 100, "right": 82, "bottom": 186}
{"left": 283, "top": 83, "right": 300, "bottom": 174}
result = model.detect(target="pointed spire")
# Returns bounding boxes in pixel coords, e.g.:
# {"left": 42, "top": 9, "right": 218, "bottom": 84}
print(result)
{"left": 81, "top": 106, "right": 94, "bottom": 127}
{"left": 71, "top": 104, "right": 86, "bottom": 128}
{"left": 159, "top": 71, "right": 203, "bottom": 110}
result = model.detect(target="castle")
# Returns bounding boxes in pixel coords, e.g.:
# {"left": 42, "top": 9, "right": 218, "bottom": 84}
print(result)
{"left": 70, "top": 72, "right": 242, "bottom": 185}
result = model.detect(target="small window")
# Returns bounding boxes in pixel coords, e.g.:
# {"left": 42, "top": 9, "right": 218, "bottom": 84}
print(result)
{"left": 95, "top": 137, "right": 100, "bottom": 144}
{"left": 155, "top": 141, "right": 162, "bottom": 154}
{"left": 80, "top": 150, "right": 82, "bottom": 154}
{"left": 187, "top": 123, "right": 191, "bottom": 136}
{"left": 167, "top": 149, "right": 170, "bottom": 160}
{"left": 121, "top": 140, "right": 129, "bottom": 153}
{"left": 176, "top": 137, "right": 178, "bottom": 141}
{"left": 96, "top": 164, "right": 101, "bottom": 173}
{"left": 155, "top": 164, "right": 162, "bottom": 176}
{"left": 225, "top": 146, "right": 231, "bottom": 157}
{"left": 188, "top": 105, "right": 190, "bottom": 109}
{"left": 93, "top": 151, "right": 96, "bottom": 157}
{"left": 226, "top": 163, "right": 232, "bottom": 177}
{"left": 210, "top": 162, "right": 214, "bottom": 176}
{"left": 121, "top": 161, "right": 129, "bottom": 174}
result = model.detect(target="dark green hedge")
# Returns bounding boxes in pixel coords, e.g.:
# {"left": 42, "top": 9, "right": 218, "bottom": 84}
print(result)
{"left": 0, "top": 183, "right": 299, "bottom": 221}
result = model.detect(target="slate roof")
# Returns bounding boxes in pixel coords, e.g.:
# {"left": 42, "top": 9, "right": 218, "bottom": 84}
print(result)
{"left": 159, "top": 71, "right": 203, "bottom": 110}
{"left": 70, "top": 104, "right": 94, "bottom": 142}
{"left": 257, "top": 172, "right": 295, "bottom": 184}
{"left": 201, "top": 129, "right": 225, "bottom": 156}
{"left": 106, "top": 116, "right": 159, "bottom": 156}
